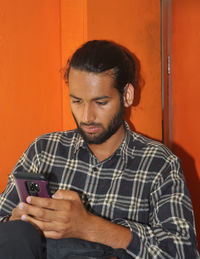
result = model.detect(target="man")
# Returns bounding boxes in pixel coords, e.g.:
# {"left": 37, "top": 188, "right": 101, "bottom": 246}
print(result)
{"left": 0, "top": 40, "right": 199, "bottom": 258}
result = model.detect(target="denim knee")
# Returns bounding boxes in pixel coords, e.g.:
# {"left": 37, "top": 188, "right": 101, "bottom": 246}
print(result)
{"left": 0, "top": 220, "right": 45, "bottom": 259}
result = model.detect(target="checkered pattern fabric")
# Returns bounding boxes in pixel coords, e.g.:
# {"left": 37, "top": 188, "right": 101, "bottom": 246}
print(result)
{"left": 0, "top": 122, "right": 199, "bottom": 258}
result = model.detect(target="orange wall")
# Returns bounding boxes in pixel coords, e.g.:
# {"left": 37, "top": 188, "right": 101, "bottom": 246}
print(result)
{"left": 172, "top": 0, "right": 200, "bottom": 246}
{"left": 61, "top": 0, "right": 88, "bottom": 131}
{"left": 0, "top": 1, "right": 162, "bottom": 191}
{"left": 0, "top": 1, "right": 63, "bottom": 190}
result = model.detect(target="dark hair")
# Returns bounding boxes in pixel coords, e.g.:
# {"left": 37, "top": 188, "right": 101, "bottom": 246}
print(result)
{"left": 64, "top": 40, "right": 136, "bottom": 95}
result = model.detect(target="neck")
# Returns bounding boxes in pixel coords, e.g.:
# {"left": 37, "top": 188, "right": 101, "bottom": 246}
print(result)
{"left": 88, "top": 124, "right": 125, "bottom": 162}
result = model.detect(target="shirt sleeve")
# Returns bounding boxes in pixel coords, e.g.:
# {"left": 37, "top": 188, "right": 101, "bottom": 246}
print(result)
{"left": 0, "top": 139, "right": 41, "bottom": 221}
{"left": 112, "top": 157, "right": 200, "bottom": 258}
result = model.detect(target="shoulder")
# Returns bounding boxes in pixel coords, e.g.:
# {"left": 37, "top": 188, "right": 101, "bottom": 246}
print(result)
{"left": 36, "top": 129, "right": 78, "bottom": 141}
{"left": 124, "top": 122, "right": 173, "bottom": 158}
{"left": 131, "top": 131, "right": 174, "bottom": 156}
{"left": 127, "top": 130, "right": 180, "bottom": 168}
{"left": 127, "top": 131, "right": 185, "bottom": 184}
{"left": 29, "top": 129, "right": 79, "bottom": 150}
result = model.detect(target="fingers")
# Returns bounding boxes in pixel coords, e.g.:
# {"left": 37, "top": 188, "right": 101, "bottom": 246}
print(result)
{"left": 53, "top": 189, "right": 80, "bottom": 201}
{"left": 20, "top": 203, "right": 51, "bottom": 221}
{"left": 10, "top": 190, "right": 83, "bottom": 223}
{"left": 19, "top": 196, "right": 81, "bottom": 222}
{"left": 15, "top": 191, "right": 91, "bottom": 240}
{"left": 26, "top": 196, "right": 70, "bottom": 211}
{"left": 24, "top": 190, "right": 81, "bottom": 211}
{"left": 18, "top": 200, "right": 69, "bottom": 222}
{"left": 10, "top": 205, "right": 25, "bottom": 221}
{"left": 21, "top": 214, "right": 70, "bottom": 239}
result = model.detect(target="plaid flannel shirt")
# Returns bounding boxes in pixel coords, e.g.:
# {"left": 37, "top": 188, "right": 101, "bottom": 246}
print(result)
{"left": 0, "top": 122, "right": 199, "bottom": 258}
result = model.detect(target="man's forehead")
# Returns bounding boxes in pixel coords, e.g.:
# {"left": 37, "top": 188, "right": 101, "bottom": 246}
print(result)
{"left": 68, "top": 68, "right": 116, "bottom": 90}
{"left": 68, "top": 68, "right": 119, "bottom": 99}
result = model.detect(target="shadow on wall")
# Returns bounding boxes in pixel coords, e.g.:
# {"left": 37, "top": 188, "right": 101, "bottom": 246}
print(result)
{"left": 171, "top": 143, "right": 200, "bottom": 250}
{"left": 124, "top": 47, "right": 145, "bottom": 131}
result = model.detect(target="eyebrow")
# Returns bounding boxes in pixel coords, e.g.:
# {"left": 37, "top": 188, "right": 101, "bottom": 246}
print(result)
{"left": 69, "top": 94, "right": 81, "bottom": 100}
{"left": 69, "top": 94, "right": 111, "bottom": 101}
{"left": 92, "top": 96, "right": 111, "bottom": 101}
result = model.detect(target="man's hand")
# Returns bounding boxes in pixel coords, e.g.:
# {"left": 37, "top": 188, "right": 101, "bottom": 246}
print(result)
{"left": 10, "top": 190, "right": 131, "bottom": 249}
{"left": 10, "top": 190, "right": 92, "bottom": 239}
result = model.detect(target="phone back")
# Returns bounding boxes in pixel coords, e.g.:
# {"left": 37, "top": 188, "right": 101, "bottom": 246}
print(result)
{"left": 14, "top": 172, "right": 50, "bottom": 202}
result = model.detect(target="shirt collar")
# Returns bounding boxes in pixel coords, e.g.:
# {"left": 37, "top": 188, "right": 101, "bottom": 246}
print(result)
{"left": 73, "top": 121, "right": 132, "bottom": 159}
{"left": 73, "top": 130, "right": 86, "bottom": 153}
{"left": 113, "top": 121, "right": 132, "bottom": 159}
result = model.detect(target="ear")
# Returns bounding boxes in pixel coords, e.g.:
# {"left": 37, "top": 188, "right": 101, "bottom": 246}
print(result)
{"left": 123, "top": 83, "right": 134, "bottom": 107}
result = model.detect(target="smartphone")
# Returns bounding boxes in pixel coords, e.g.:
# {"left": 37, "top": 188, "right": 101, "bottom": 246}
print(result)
{"left": 14, "top": 171, "right": 51, "bottom": 202}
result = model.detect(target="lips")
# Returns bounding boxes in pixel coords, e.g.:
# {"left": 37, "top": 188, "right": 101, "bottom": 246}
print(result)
{"left": 81, "top": 125, "right": 100, "bottom": 134}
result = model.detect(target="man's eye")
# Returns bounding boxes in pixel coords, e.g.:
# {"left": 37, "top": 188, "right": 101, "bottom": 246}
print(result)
{"left": 72, "top": 100, "right": 81, "bottom": 104}
{"left": 96, "top": 101, "right": 107, "bottom": 105}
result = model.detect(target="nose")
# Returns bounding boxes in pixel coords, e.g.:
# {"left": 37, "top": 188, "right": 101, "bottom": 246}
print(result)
{"left": 82, "top": 103, "right": 95, "bottom": 123}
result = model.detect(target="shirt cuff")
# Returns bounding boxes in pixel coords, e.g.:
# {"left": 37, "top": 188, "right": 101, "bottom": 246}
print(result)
{"left": 111, "top": 218, "right": 144, "bottom": 257}
{"left": 0, "top": 214, "right": 11, "bottom": 222}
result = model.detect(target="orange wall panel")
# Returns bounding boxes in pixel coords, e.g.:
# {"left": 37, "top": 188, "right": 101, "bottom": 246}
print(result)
{"left": 0, "top": 1, "right": 62, "bottom": 191}
{"left": 61, "top": 0, "right": 87, "bottom": 130}
{"left": 172, "top": 0, "right": 200, "bottom": 245}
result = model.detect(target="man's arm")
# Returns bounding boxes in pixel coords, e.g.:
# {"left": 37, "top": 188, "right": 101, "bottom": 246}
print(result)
{"left": 82, "top": 213, "right": 132, "bottom": 249}
{"left": 111, "top": 158, "right": 200, "bottom": 258}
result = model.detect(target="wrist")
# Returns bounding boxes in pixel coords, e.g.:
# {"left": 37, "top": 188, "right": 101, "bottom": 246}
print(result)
{"left": 79, "top": 213, "right": 132, "bottom": 249}
{"left": 79, "top": 212, "right": 97, "bottom": 241}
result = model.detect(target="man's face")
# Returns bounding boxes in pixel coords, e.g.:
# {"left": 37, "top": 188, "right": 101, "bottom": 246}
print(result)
{"left": 68, "top": 68, "right": 124, "bottom": 144}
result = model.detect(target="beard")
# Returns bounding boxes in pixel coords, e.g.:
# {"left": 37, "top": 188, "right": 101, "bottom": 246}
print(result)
{"left": 73, "top": 99, "right": 124, "bottom": 144}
